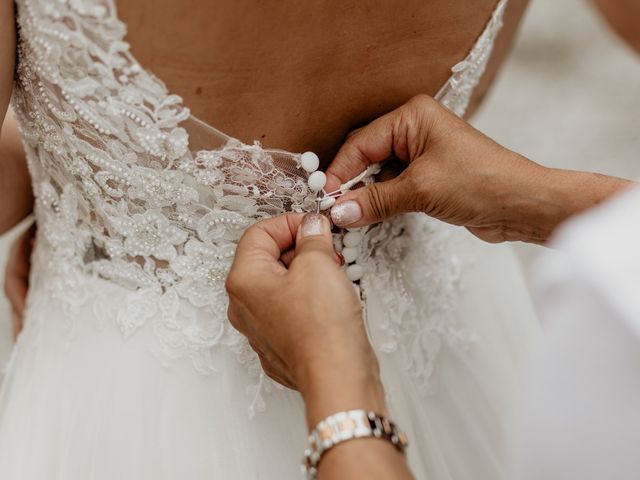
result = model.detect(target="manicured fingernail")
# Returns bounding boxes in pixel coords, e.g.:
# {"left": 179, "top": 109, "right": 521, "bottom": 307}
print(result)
{"left": 335, "top": 251, "right": 345, "bottom": 266}
{"left": 301, "top": 213, "right": 329, "bottom": 238}
{"left": 330, "top": 201, "right": 362, "bottom": 226}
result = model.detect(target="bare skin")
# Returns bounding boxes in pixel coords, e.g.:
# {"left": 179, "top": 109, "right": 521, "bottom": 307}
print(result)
{"left": 0, "top": 0, "right": 13, "bottom": 123}
{"left": 0, "top": 114, "right": 31, "bottom": 235}
{"left": 593, "top": 0, "right": 640, "bottom": 54}
{"left": 118, "top": 0, "right": 530, "bottom": 162}
{"left": 0, "top": 1, "right": 32, "bottom": 235}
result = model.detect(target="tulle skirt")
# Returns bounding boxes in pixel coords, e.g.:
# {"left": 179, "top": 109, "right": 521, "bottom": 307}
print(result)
{"left": 0, "top": 223, "right": 541, "bottom": 479}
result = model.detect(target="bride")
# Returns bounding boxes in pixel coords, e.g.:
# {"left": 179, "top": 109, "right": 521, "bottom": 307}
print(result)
{"left": 0, "top": 0, "right": 541, "bottom": 478}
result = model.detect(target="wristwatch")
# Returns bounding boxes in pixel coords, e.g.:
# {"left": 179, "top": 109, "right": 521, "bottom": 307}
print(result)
{"left": 302, "top": 409, "right": 408, "bottom": 479}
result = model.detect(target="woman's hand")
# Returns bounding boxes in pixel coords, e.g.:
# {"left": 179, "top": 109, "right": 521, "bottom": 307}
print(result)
{"left": 4, "top": 225, "right": 35, "bottom": 341}
{"left": 226, "top": 213, "right": 386, "bottom": 426}
{"left": 227, "top": 213, "right": 411, "bottom": 479}
{"left": 326, "top": 95, "right": 631, "bottom": 244}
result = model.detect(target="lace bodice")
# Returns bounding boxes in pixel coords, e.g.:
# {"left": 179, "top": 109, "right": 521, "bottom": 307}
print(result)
{"left": 11, "top": 0, "right": 508, "bottom": 406}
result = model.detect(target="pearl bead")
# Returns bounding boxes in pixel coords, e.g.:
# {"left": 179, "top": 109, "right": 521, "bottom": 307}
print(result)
{"left": 300, "top": 151, "right": 320, "bottom": 173}
{"left": 451, "top": 60, "right": 469, "bottom": 73}
{"left": 343, "top": 231, "right": 363, "bottom": 248}
{"left": 308, "top": 171, "right": 327, "bottom": 192}
{"left": 319, "top": 196, "right": 336, "bottom": 210}
{"left": 342, "top": 247, "right": 359, "bottom": 264}
{"left": 346, "top": 264, "right": 364, "bottom": 282}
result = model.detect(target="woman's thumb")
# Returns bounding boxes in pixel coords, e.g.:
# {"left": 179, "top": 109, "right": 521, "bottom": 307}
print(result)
{"left": 295, "top": 213, "right": 336, "bottom": 259}
{"left": 330, "top": 177, "right": 411, "bottom": 228}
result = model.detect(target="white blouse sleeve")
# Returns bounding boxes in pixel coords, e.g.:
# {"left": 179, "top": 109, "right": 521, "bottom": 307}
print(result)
{"left": 511, "top": 186, "right": 640, "bottom": 480}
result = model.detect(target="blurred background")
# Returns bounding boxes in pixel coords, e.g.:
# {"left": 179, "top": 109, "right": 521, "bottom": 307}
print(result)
{"left": 1, "top": 0, "right": 639, "bottom": 367}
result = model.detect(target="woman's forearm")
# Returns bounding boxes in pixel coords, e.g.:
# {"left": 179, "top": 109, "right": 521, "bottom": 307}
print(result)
{"left": 500, "top": 157, "right": 633, "bottom": 244}
{"left": 0, "top": 2, "right": 31, "bottom": 234}
{"left": 316, "top": 438, "right": 413, "bottom": 480}
{"left": 0, "top": 113, "right": 33, "bottom": 234}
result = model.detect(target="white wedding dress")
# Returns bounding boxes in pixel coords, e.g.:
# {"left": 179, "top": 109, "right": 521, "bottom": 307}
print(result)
{"left": 0, "top": 0, "right": 540, "bottom": 478}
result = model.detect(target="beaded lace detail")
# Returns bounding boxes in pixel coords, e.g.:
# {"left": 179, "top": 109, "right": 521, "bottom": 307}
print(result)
{"left": 436, "top": 0, "right": 508, "bottom": 116}
{"left": 11, "top": 0, "right": 508, "bottom": 407}
{"left": 359, "top": 217, "right": 477, "bottom": 395}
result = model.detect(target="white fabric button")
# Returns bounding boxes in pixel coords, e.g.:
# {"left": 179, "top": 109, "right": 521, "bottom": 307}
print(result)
{"left": 343, "top": 231, "right": 363, "bottom": 248}
{"left": 319, "top": 197, "right": 336, "bottom": 210}
{"left": 342, "top": 247, "right": 359, "bottom": 264}
{"left": 308, "top": 171, "right": 327, "bottom": 192}
{"left": 346, "top": 264, "right": 364, "bottom": 281}
{"left": 301, "top": 152, "right": 320, "bottom": 173}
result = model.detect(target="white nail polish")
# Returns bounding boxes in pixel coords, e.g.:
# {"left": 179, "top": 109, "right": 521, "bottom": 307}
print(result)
{"left": 330, "top": 201, "right": 362, "bottom": 226}
{"left": 301, "top": 214, "right": 327, "bottom": 237}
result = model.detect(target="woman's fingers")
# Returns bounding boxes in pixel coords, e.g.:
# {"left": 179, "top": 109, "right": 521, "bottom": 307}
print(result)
{"left": 294, "top": 213, "right": 334, "bottom": 258}
{"left": 257, "top": 354, "right": 297, "bottom": 390}
{"left": 325, "top": 94, "right": 441, "bottom": 193}
{"left": 376, "top": 158, "right": 405, "bottom": 182}
{"left": 280, "top": 247, "right": 344, "bottom": 269}
{"left": 324, "top": 95, "right": 446, "bottom": 226}
{"left": 330, "top": 174, "right": 415, "bottom": 228}
{"left": 228, "top": 213, "right": 305, "bottom": 295}
{"left": 229, "top": 299, "right": 297, "bottom": 389}
{"left": 325, "top": 110, "right": 404, "bottom": 193}
{"left": 234, "top": 213, "right": 305, "bottom": 264}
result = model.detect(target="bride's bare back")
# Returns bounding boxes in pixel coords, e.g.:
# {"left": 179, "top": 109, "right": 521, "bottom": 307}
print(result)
{"left": 118, "top": 0, "right": 529, "bottom": 162}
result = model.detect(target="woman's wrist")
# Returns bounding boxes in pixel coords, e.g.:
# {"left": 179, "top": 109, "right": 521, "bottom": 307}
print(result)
{"left": 298, "top": 349, "right": 406, "bottom": 479}
{"left": 497, "top": 153, "right": 633, "bottom": 244}
{"left": 297, "top": 346, "right": 387, "bottom": 429}
{"left": 497, "top": 160, "right": 576, "bottom": 243}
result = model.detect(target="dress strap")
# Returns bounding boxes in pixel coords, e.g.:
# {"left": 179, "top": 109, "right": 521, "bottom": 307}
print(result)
{"left": 435, "top": 0, "right": 509, "bottom": 117}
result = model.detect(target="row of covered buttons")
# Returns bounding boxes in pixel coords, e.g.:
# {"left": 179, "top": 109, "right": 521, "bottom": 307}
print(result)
{"left": 336, "top": 229, "right": 365, "bottom": 282}
{"left": 301, "top": 152, "right": 337, "bottom": 211}
{"left": 301, "top": 151, "right": 364, "bottom": 283}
